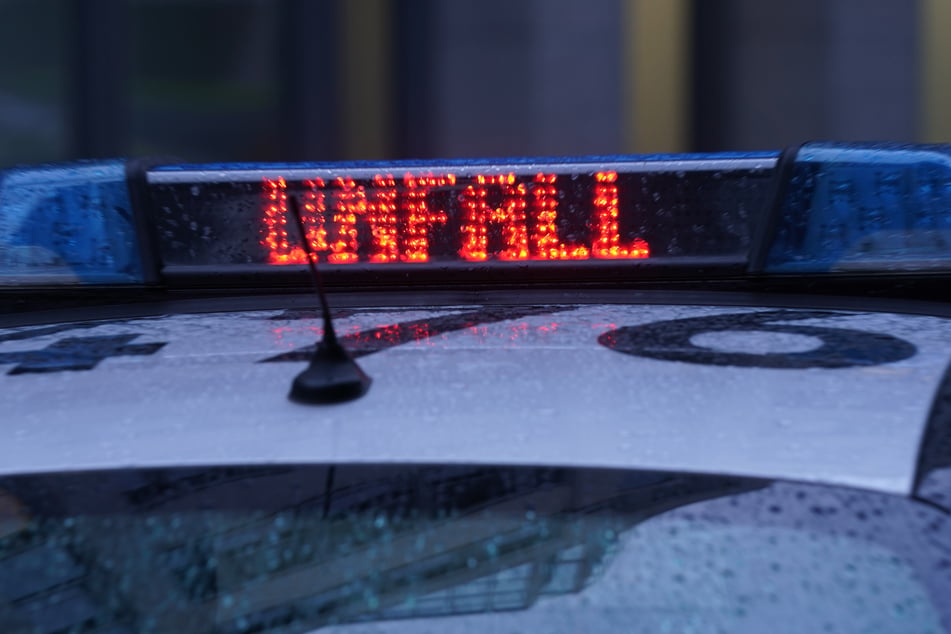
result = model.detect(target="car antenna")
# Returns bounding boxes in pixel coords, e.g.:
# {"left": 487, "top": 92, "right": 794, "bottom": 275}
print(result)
{"left": 285, "top": 194, "right": 371, "bottom": 404}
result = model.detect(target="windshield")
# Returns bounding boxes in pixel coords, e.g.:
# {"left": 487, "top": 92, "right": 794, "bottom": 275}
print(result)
{"left": 1, "top": 464, "right": 948, "bottom": 634}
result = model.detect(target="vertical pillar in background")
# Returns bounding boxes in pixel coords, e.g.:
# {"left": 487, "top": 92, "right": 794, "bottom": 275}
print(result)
{"left": 626, "top": 0, "right": 691, "bottom": 154}
{"left": 410, "top": 0, "right": 623, "bottom": 158}
{"left": 341, "top": 0, "right": 393, "bottom": 160}
{"left": 691, "top": 0, "right": 732, "bottom": 153}
{"left": 393, "top": 0, "right": 435, "bottom": 159}
{"left": 425, "top": 0, "right": 534, "bottom": 157}
{"left": 824, "top": 0, "right": 917, "bottom": 142}
{"left": 922, "top": 0, "right": 951, "bottom": 142}
{"left": 528, "top": 0, "right": 623, "bottom": 156}
{"left": 70, "top": 0, "right": 129, "bottom": 159}
{"left": 693, "top": 0, "right": 826, "bottom": 151}
{"left": 692, "top": 0, "right": 918, "bottom": 151}
{"left": 279, "top": 0, "right": 340, "bottom": 161}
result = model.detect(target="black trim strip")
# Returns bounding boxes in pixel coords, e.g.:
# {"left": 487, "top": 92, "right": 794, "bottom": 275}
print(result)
{"left": 125, "top": 157, "right": 176, "bottom": 287}
{"left": 158, "top": 258, "right": 749, "bottom": 292}
{"left": 912, "top": 359, "right": 951, "bottom": 512}
{"left": 4, "top": 288, "right": 951, "bottom": 330}
{"left": 748, "top": 144, "right": 803, "bottom": 273}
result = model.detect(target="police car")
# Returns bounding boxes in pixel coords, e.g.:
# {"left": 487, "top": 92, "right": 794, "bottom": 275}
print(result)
{"left": 0, "top": 142, "right": 949, "bottom": 633}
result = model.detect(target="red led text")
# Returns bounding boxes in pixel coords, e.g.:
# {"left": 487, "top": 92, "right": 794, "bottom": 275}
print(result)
{"left": 263, "top": 171, "right": 649, "bottom": 264}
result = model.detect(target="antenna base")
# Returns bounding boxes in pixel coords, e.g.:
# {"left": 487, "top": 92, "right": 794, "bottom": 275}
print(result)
{"left": 289, "top": 339, "right": 372, "bottom": 404}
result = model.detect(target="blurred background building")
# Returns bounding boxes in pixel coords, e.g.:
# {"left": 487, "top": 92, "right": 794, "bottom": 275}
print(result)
{"left": 0, "top": 0, "right": 947, "bottom": 167}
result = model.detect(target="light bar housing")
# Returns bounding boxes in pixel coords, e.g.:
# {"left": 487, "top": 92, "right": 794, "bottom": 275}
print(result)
{"left": 1, "top": 142, "right": 950, "bottom": 291}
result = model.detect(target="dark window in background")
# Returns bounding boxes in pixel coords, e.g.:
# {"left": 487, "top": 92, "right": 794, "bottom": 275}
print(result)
{"left": 0, "top": 1, "right": 940, "bottom": 168}
{"left": 128, "top": 0, "right": 281, "bottom": 161}
{"left": 0, "top": 0, "right": 626, "bottom": 166}
{"left": 0, "top": 0, "right": 68, "bottom": 166}
{"left": 691, "top": 0, "right": 920, "bottom": 152}
{"left": 130, "top": 0, "right": 344, "bottom": 163}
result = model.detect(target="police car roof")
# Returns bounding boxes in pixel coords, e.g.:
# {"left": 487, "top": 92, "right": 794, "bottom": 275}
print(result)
{"left": 1, "top": 290, "right": 950, "bottom": 500}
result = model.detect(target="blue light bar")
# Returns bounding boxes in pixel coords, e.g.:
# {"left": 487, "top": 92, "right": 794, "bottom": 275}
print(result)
{"left": 4, "top": 144, "right": 951, "bottom": 290}
{"left": 763, "top": 142, "right": 951, "bottom": 273}
{"left": 0, "top": 160, "right": 144, "bottom": 285}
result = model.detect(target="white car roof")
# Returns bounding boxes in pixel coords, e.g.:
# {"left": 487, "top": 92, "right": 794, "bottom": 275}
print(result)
{"left": 1, "top": 302, "right": 948, "bottom": 496}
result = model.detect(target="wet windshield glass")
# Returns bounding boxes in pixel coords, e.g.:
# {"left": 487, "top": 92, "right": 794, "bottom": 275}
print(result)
{"left": 1, "top": 464, "right": 948, "bottom": 633}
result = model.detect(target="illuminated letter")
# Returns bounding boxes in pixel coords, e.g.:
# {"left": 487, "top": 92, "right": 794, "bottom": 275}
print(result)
{"left": 529, "top": 173, "right": 589, "bottom": 260}
{"left": 263, "top": 176, "right": 289, "bottom": 263}
{"left": 367, "top": 174, "right": 399, "bottom": 263}
{"left": 302, "top": 177, "right": 329, "bottom": 255}
{"left": 402, "top": 172, "right": 454, "bottom": 263}
{"left": 329, "top": 177, "right": 363, "bottom": 263}
{"left": 459, "top": 173, "right": 528, "bottom": 261}
{"left": 263, "top": 177, "right": 308, "bottom": 264}
{"left": 592, "top": 171, "right": 649, "bottom": 259}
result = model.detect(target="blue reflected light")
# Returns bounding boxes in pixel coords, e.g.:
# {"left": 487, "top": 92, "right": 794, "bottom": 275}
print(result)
{"left": 0, "top": 160, "right": 143, "bottom": 284}
{"left": 766, "top": 142, "right": 951, "bottom": 273}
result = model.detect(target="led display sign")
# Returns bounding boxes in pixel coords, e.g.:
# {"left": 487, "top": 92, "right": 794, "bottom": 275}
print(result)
{"left": 146, "top": 156, "right": 777, "bottom": 268}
